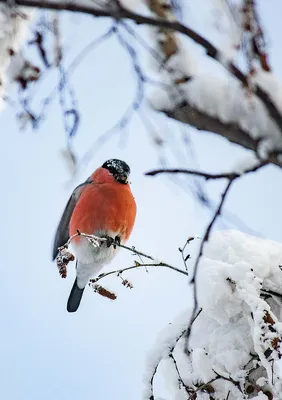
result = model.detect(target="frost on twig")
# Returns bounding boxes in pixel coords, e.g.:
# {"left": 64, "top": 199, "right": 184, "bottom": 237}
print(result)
{"left": 145, "top": 230, "right": 282, "bottom": 399}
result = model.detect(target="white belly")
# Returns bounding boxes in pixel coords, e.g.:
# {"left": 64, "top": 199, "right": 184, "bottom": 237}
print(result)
{"left": 71, "top": 231, "right": 121, "bottom": 288}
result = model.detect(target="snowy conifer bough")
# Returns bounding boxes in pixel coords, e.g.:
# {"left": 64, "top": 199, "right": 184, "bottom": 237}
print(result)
{"left": 144, "top": 230, "right": 282, "bottom": 400}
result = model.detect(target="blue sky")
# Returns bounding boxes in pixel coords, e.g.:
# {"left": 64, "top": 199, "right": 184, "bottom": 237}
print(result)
{"left": 0, "top": 1, "right": 282, "bottom": 399}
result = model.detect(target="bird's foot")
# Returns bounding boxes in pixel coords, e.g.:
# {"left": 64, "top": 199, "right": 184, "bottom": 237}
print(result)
{"left": 105, "top": 235, "right": 121, "bottom": 249}
{"left": 114, "top": 236, "right": 121, "bottom": 246}
{"left": 106, "top": 236, "right": 114, "bottom": 248}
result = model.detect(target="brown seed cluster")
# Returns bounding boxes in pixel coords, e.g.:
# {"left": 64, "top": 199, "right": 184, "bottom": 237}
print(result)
{"left": 56, "top": 248, "right": 75, "bottom": 279}
{"left": 92, "top": 284, "right": 117, "bottom": 300}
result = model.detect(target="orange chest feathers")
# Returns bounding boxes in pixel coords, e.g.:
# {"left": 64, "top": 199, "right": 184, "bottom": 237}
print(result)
{"left": 69, "top": 182, "right": 136, "bottom": 241}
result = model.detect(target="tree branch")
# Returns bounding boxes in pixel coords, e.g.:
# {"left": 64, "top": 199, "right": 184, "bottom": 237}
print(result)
{"left": 184, "top": 161, "right": 267, "bottom": 349}
{"left": 56, "top": 231, "right": 188, "bottom": 279}
{"left": 185, "top": 178, "right": 235, "bottom": 349}
{"left": 145, "top": 161, "right": 268, "bottom": 179}
{"left": 162, "top": 102, "right": 282, "bottom": 169}
{"left": 3, "top": 0, "right": 282, "bottom": 135}
{"left": 90, "top": 262, "right": 188, "bottom": 283}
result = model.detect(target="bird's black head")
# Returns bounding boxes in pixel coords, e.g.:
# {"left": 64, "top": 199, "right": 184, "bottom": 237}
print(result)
{"left": 102, "top": 159, "right": 130, "bottom": 184}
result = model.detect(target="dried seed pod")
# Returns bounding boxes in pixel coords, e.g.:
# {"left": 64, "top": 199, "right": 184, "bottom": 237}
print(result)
{"left": 56, "top": 248, "right": 75, "bottom": 278}
{"left": 92, "top": 284, "right": 117, "bottom": 300}
{"left": 121, "top": 279, "right": 133, "bottom": 289}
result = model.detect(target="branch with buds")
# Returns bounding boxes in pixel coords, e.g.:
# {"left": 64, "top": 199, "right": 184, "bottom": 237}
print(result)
{"left": 55, "top": 229, "right": 189, "bottom": 298}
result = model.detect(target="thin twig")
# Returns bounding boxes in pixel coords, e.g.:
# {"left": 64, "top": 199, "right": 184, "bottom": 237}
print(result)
{"left": 261, "top": 289, "right": 282, "bottom": 301}
{"left": 178, "top": 237, "right": 195, "bottom": 274}
{"left": 146, "top": 161, "right": 268, "bottom": 180}
{"left": 147, "top": 168, "right": 240, "bottom": 180}
{"left": 168, "top": 353, "right": 192, "bottom": 395}
{"left": 28, "top": 30, "right": 50, "bottom": 68}
{"left": 148, "top": 362, "right": 159, "bottom": 400}
{"left": 183, "top": 161, "right": 267, "bottom": 354}
{"left": 59, "top": 231, "right": 188, "bottom": 278}
{"left": 185, "top": 178, "right": 235, "bottom": 348}
{"left": 91, "top": 262, "right": 188, "bottom": 283}
{"left": 212, "top": 369, "right": 243, "bottom": 393}
{"left": 183, "top": 160, "right": 268, "bottom": 350}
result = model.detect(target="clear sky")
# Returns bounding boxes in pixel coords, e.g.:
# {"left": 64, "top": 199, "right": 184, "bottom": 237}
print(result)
{"left": 0, "top": 1, "right": 282, "bottom": 399}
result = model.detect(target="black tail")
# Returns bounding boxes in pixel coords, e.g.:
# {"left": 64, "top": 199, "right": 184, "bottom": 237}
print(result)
{"left": 67, "top": 279, "right": 85, "bottom": 313}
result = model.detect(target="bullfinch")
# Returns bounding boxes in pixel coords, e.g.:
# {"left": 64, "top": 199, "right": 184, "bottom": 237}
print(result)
{"left": 53, "top": 159, "right": 137, "bottom": 312}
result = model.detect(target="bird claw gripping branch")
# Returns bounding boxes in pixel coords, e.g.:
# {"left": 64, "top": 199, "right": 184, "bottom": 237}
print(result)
{"left": 106, "top": 235, "right": 121, "bottom": 249}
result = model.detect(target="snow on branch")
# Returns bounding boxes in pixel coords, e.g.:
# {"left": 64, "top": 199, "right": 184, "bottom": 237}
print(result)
{"left": 144, "top": 230, "right": 282, "bottom": 399}
{"left": 2, "top": 0, "right": 282, "bottom": 165}
{"left": 0, "top": 3, "right": 39, "bottom": 108}
{"left": 142, "top": 1, "right": 282, "bottom": 167}
{"left": 144, "top": 159, "right": 277, "bottom": 399}
{"left": 152, "top": 160, "right": 267, "bottom": 350}
{"left": 150, "top": 71, "right": 282, "bottom": 167}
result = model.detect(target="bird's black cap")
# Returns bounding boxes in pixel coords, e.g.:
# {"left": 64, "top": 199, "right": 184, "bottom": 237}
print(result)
{"left": 102, "top": 159, "right": 130, "bottom": 183}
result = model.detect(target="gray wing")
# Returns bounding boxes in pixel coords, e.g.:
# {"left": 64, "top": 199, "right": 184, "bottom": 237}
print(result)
{"left": 52, "top": 178, "right": 92, "bottom": 260}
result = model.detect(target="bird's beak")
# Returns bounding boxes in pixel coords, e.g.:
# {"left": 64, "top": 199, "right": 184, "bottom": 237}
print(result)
{"left": 116, "top": 174, "right": 128, "bottom": 184}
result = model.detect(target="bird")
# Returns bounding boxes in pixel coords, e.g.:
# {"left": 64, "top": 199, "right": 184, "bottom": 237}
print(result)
{"left": 52, "top": 159, "right": 137, "bottom": 313}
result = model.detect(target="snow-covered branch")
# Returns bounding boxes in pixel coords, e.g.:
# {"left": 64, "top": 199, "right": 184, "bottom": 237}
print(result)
{"left": 151, "top": 71, "right": 282, "bottom": 167}
{"left": 0, "top": 3, "right": 39, "bottom": 107}
{"left": 2, "top": 1, "right": 281, "bottom": 128}
{"left": 143, "top": 159, "right": 277, "bottom": 399}
{"left": 1, "top": 0, "right": 282, "bottom": 167}
{"left": 145, "top": 230, "right": 282, "bottom": 399}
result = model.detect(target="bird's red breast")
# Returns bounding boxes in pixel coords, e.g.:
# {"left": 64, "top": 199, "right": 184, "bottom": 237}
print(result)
{"left": 69, "top": 167, "right": 136, "bottom": 243}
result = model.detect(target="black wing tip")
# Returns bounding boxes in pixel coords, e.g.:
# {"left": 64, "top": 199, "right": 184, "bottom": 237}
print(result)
{"left": 67, "top": 279, "right": 85, "bottom": 313}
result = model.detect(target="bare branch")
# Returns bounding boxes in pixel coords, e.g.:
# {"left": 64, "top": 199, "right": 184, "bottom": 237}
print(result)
{"left": 162, "top": 103, "right": 282, "bottom": 169}
{"left": 56, "top": 231, "right": 188, "bottom": 279}
{"left": 185, "top": 178, "right": 236, "bottom": 348}
{"left": 147, "top": 168, "right": 240, "bottom": 180}
{"left": 148, "top": 363, "right": 159, "bottom": 400}
{"left": 184, "top": 160, "right": 268, "bottom": 349}
{"left": 146, "top": 161, "right": 268, "bottom": 179}
{"left": 178, "top": 236, "right": 195, "bottom": 274}
{"left": 168, "top": 353, "right": 191, "bottom": 396}
{"left": 90, "top": 262, "right": 188, "bottom": 284}
{"left": 28, "top": 30, "right": 50, "bottom": 68}
{"left": 242, "top": 0, "right": 271, "bottom": 73}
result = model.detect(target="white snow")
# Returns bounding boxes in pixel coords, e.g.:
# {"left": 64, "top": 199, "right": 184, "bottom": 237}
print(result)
{"left": 150, "top": 72, "right": 282, "bottom": 157}
{"left": 145, "top": 230, "right": 282, "bottom": 399}
{"left": 120, "top": 0, "right": 144, "bottom": 10}
{"left": 139, "top": 0, "right": 282, "bottom": 159}
{"left": 254, "top": 70, "right": 282, "bottom": 115}
{"left": 143, "top": 313, "right": 187, "bottom": 399}
{"left": 0, "top": 4, "right": 34, "bottom": 109}
{"left": 213, "top": 0, "right": 244, "bottom": 63}
{"left": 229, "top": 153, "right": 262, "bottom": 175}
